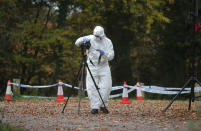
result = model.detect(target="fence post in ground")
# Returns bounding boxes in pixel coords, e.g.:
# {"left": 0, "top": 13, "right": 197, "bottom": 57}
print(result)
{"left": 13, "top": 78, "right": 21, "bottom": 96}
{"left": 139, "top": 82, "right": 145, "bottom": 98}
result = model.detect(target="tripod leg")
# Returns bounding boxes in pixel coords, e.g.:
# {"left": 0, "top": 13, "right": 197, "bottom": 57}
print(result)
{"left": 163, "top": 77, "right": 192, "bottom": 112}
{"left": 85, "top": 63, "right": 107, "bottom": 109}
{"left": 188, "top": 95, "right": 192, "bottom": 111}
{"left": 189, "top": 80, "right": 195, "bottom": 110}
{"left": 192, "top": 78, "right": 195, "bottom": 102}
{"left": 77, "top": 62, "right": 85, "bottom": 115}
{"left": 62, "top": 62, "right": 83, "bottom": 113}
{"left": 192, "top": 87, "right": 195, "bottom": 102}
{"left": 194, "top": 77, "right": 201, "bottom": 86}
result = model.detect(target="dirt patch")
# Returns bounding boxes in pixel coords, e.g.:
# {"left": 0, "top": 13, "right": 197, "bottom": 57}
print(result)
{"left": 0, "top": 100, "right": 200, "bottom": 131}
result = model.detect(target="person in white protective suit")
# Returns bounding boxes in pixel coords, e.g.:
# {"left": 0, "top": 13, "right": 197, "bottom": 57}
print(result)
{"left": 75, "top": 26, "right": 114, "bottom": 114}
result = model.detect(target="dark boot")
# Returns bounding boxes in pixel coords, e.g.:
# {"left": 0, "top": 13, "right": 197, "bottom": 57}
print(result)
{"left": 100, "top": 107, "right": 109, "bottom": 114}
{"left": 91, "top": 109, "right": 98, "bottom": 114}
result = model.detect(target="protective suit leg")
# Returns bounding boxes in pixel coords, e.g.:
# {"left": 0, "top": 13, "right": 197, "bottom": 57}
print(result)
{"left": 99, "top": 73, "right": 112, "bottom": 108}
{"left": 86, "top": 74, "right": 100, "bottom": 109}
{"left": 86, "top": 72, "right": 112, "bottom": 109}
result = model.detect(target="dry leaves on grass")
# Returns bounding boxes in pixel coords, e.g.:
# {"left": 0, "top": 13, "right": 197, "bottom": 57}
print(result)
{"left": 0, "top": 100, "right": 200, "bottom": 130}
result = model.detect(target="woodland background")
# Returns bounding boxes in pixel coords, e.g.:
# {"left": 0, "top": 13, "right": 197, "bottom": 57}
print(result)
{"left": 1, "top": 0, "right": 201, "bottom": 98}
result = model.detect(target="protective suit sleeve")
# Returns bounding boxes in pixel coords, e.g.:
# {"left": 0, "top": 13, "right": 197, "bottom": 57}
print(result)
{"left": 102, "top": 39, "right": 114, "bottom": 61}
{"left": 75, "top": 35, "right": 92, "bottom": 47}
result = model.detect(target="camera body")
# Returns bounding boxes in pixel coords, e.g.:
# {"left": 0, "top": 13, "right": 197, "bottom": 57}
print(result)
{"left": 81, "top": 41, "right": 91, "bottom": 49}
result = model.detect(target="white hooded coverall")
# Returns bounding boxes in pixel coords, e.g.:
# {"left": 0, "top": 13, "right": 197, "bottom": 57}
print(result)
{"left": 75, "top": 26, "right": 114, "bottom": 109}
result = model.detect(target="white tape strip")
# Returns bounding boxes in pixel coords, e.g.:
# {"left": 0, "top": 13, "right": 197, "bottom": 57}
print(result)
{"left": 112, "top": 86, "right": 123, "bottom": 90}
{"left": 109, "top": 86, "right": 136, "bottom": 98}
{"left": 142, "top": 88, "right": 191, "bottom": 94}
{"left": 8, "top": 82, "right": 201, "bottom": 98}
{"left": 10, "top": 82, "right": 58, "bottom": 88}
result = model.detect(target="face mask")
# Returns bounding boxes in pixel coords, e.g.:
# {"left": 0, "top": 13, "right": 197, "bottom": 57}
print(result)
{"left": 95, "top": 35, "right": 102, "bottom": 40}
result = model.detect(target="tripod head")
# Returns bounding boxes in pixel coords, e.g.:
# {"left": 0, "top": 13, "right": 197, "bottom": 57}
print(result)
{"left": 195, "top": 23, "right": 201, "bottom": 33}
{"left": 80, "top": 41, "right": 91, "bottom": 50}
{"left": 79, "top": 41, "right": 91, "bottom": 61}
{"left": 193, "top": 0, "right": 201, "bottom": 34}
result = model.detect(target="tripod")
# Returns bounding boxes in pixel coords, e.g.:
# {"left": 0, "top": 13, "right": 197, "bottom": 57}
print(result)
{"left": 62, "top": 44, "right": 107, "bottom": 114}
{"left": 163, "top": 0, "right": 201, "bottom": 112}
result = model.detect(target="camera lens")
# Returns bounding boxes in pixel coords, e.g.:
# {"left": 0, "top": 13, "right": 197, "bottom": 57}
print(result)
{"left": 81, "top": 41, "right": 91, "bottom": 49}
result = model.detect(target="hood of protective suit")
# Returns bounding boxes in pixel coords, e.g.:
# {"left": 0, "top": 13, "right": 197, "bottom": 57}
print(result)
{"left": 93, "top": 26, "right": 105, "bottom": 38}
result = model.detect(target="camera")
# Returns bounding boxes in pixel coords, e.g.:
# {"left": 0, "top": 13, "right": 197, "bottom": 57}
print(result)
{"left": 81, "top": 41, "right": 91, "bottom": 49}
